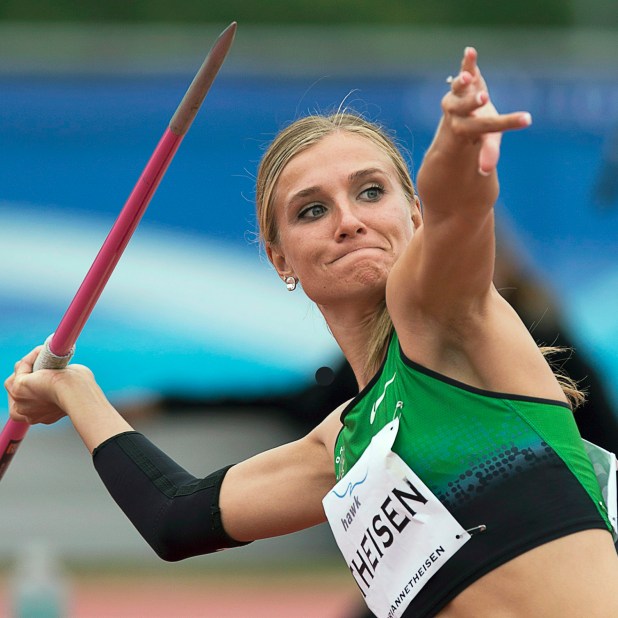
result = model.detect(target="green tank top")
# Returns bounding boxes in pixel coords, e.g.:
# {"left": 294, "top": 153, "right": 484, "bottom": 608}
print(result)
{"left": 333, "top": 331, "right": 611, "bottom": 617}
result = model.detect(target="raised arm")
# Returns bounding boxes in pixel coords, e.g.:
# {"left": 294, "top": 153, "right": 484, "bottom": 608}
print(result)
{"left": 387, "top": 47, "right": 532, "bottom": 324}
{"left": 5, "top": 347, "right": 339, "bottom": 559}
{"left": 385, "top": 49, "right": 570, "bottom": 403}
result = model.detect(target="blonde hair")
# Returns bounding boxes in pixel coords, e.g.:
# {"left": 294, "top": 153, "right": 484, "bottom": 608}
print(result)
{"left": 256, "top": 111, "right": 413, "bottom": 379}
{"left": 539, "top": 346, "right": 586, "bottom": 409}
{"left": 255, "top": 111, "right": 585, "bottom": 407}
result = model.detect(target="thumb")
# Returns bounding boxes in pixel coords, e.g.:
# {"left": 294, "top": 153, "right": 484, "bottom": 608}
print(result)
{"left": 14, "top": 346, "right": 44, "bottom": 376}
{"left": 478, "top": 132, "right": 502, "bottom": 176}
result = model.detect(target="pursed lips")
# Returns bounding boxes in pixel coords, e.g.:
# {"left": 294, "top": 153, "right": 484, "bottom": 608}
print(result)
{"left": 329, "top": 246, "right": 385, "bottom": 263}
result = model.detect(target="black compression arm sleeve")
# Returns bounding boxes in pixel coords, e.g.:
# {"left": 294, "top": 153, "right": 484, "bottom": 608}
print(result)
{"left": 92, "top": 431, "right": 251, "bottom": 561}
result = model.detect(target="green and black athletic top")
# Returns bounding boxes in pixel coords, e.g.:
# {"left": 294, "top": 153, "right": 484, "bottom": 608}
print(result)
{"left": 334, "top": 331, "right": 611, "bottom": 617}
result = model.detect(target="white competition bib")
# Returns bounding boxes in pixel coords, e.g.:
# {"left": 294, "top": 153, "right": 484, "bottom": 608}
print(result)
{"left": 323, "top": 419, "right": 471, "bottom": 618}
{"left": 583, "top": 439, "right": 618, "bottom": 541}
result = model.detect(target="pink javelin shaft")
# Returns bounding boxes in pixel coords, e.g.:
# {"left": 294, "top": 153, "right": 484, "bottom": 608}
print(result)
{"left": 0, "top": 22, "right": 237, "bottom": 480}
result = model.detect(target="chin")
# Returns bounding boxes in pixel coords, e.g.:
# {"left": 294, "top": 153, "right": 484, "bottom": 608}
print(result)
{"left": 346, "top": 260, "right": 391, "bottom": 290}
{"left": 305, "top": 265, "right": 388, "bottom": 305}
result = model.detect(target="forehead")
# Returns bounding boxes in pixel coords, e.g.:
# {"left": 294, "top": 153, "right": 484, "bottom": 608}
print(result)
{"left": 277, "top": 131, "right": 396, "bottom": 195}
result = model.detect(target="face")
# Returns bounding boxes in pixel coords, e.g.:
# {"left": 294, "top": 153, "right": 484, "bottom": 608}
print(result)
{"left": 267, "top": 131, "right": 418, "bottom": 307}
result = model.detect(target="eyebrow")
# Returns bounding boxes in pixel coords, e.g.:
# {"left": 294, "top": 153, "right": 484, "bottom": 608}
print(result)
{"left": 348, "top": 167, "right": 386, "bottom": 182}
{"left": 286, "top": 167, "right": 387, "bottom": 208}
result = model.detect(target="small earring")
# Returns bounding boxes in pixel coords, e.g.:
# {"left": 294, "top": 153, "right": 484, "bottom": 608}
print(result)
{"left": 284, "top": 276, "right": 297, "bottom": 292}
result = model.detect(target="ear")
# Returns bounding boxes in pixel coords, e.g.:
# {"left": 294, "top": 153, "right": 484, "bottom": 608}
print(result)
{"left": 411, "top": 195, "right": 423, "bottom": 229}
{"left": 266, "top": 242, "right": 295, "bottom": 280}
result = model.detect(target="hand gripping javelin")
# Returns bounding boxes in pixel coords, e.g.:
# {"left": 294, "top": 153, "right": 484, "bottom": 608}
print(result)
{"left": 0, "top": 22, "right": 237, "bottom": 481}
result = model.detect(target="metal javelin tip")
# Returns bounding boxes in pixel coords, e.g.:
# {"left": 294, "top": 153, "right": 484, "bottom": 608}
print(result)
{"left": 169, "top": 21, "right": 237, "bottom": 136}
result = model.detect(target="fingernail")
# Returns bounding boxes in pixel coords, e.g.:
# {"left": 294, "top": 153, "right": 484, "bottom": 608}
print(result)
{"left": 476, "top": 92, "right": 486, "bottom": 106}
{"left": 521, "top": 112, "right": 532, "bottom": 126}
{"left": 478, "top": 168, "right": 491, "bottom": 177}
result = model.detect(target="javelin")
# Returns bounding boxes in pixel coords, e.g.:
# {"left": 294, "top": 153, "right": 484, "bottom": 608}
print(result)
{"left": 0, "top": 21, "right": 237, "bottom": 481}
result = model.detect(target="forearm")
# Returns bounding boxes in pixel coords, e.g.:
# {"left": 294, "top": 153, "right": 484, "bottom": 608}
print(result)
{"left": 57, "top": 378, "right": 134, "bottom": 454}
{"left": 54, "top": 376, "right": 248, "bottom": 559}
{"left": 53, "top": 376, "right": 248, "bottom": 561}
{"left": 92, "top": 432, "right": 249, "bottom": 561}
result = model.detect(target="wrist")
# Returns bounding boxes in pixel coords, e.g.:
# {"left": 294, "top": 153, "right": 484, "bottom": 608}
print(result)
{"left": 53, "top": 369, "right": 134, "bottom": 453}
{"left": 432, "top": 116, "right": 482, "bottom": 159}
{"left": 54, "top": 369, "right": 106, "bottom": 417}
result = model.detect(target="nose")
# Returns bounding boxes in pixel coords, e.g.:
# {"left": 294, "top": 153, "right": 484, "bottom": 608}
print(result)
{"left": 334, "top": 204, "right": 367, "bottom": 241}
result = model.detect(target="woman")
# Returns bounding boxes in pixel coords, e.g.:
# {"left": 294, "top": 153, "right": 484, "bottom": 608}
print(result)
{"left": 6, "top": 48, "right": 618, "bottom": 617}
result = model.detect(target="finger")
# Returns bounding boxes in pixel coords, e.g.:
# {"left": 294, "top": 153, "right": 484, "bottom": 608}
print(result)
{"left": 8, "top": 400, "right": 30, "bottom": 424}
{"left": 443, "top": 89, "right": 489, "bottom": 117}
{"left": 449, "top": 70, "right": 473, "bottom": 95}
{"left": 4, "top": 374, "right": 14, "bottom": 393}
{"left": 479, "top": 133, "right": 502, "bottom": 175}
{"left": 15, "top": 346, "right": 44, "bottom": 375}
{"left": 457, "top": 111, "right": 532, "bottom": 136}
{"left": 460, "top": 47, "right": 479, "bottom": 78}
{"left": 459, "top": 46, "right": 491, "bottom": 96}
{"left": 15, "top": 358, "right": 34, "bottom": 376}
{"left": 9, "top": 410, "right": 30, "bottom": 424}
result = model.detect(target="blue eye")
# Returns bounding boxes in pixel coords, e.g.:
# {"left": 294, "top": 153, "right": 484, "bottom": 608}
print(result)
{"left": 299, "top": 204, "right": 326, "bottom": 219}
{"left": 360, "top": 185, "right": 384, "bottom": 201}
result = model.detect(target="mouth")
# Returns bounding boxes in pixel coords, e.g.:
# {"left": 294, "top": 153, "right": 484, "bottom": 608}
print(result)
{"left": 330, "top": 247, "right": 383, "bottom": 263}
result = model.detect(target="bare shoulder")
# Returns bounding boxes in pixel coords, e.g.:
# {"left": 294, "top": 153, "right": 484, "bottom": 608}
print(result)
{"left": 392, "top": 286, "right": 569, "bottom": 403}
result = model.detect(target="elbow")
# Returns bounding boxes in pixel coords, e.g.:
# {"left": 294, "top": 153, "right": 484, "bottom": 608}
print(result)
{"left": 146, "top": 534, "right": 194, "bottom": 563}
{"left": 144, "top": 504, "right": 198, "bottom": 562}
{"left": 151, "top": 544, "right": 187, "bottom": 563}
{"left": 141, "top": 498, "right": 247, "bottom": 562}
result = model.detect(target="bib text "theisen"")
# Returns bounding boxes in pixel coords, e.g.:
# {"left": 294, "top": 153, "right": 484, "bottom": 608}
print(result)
{"left": 348, "top": 478, "right": 428, "bottom": 594}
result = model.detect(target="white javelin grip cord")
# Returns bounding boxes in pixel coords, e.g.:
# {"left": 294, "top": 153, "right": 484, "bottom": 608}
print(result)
{"left": 33, "top": 334, "right": 75, "bottom": 371}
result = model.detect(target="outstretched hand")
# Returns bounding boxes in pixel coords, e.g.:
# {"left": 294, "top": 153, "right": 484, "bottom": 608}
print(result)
{"left": 442, "top": 47, "right": 532, "bottom": 175}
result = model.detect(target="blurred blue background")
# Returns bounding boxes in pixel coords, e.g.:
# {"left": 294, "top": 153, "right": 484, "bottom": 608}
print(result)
{"left": 1, "top": 44, "right": 617, "bottom": 417}
{"left": 0, "top": 10, "right": 616, "bottom": 617}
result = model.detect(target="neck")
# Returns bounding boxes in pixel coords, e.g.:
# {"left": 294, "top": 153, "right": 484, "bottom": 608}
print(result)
{"left": 318, "top": 296, "right": 385, "bottom": 390}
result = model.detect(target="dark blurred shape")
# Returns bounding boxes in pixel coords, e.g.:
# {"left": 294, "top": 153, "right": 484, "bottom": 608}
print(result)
{"left": 153, "top": 358, "right": 357, "bottom": 435}
{"left": 315, "top": 366, "right": 336, "bottom": 386}
{"left": 494, "top": 235, "right": 618, "bottom": 451}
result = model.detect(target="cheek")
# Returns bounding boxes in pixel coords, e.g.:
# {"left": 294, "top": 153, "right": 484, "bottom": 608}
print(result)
{"left": 402, "top": 214, "right": 415, "bottom": 236}
{"left": 277, "top": 235, "right": 317, "bottom": 277}
{"left": 395, "top": 210, "right": 416, "bottom": 242}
